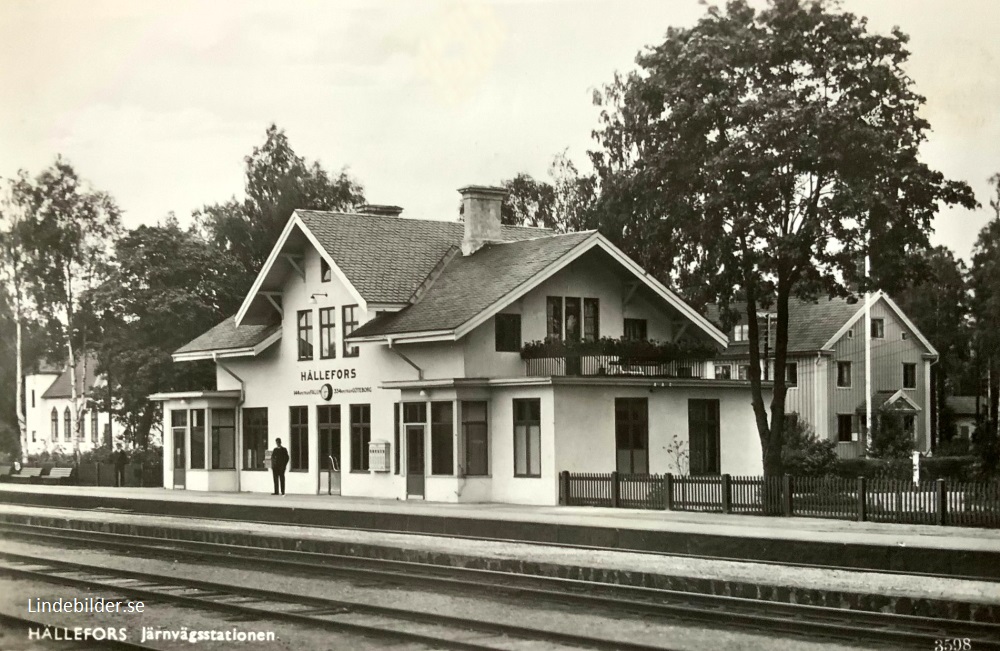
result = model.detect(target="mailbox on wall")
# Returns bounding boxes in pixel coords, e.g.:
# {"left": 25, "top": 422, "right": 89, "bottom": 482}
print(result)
{"left": 368, "top": 441, "right": 390, "bottom": 472}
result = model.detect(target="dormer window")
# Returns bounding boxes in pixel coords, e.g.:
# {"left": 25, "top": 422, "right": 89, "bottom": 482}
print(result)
{"left": 320, "top": 258, "right": 332, "bottom": 283}
{"left": 733, "top": 324, "right": 750, "bottom": 342}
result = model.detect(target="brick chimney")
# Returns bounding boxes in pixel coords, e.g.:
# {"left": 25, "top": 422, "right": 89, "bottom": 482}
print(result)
{"left": 459, "top": 185, "right": 506, "bottom": 256}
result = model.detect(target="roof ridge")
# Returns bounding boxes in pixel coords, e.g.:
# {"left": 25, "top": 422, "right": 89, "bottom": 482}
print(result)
{"left": 478, "top": 229, "right": 597, "bottom": 246}
{"left": 296, "top": 209, "right": 554, "bottom": 233}
{"left": 408, "top": 245, "right": 461, "bottom": 305}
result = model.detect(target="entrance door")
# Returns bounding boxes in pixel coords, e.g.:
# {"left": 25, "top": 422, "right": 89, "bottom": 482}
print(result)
{"left": 406, "top": 425, "right": 425, "bottom": 498}
{"left": 173, "top": 432, "right": 186, "bottom": 489}
{"left": 688, "top": 399, "right": 720, "bottom": 475}
{"left": 615, "top": 398, "right": 648, "bottom": 474}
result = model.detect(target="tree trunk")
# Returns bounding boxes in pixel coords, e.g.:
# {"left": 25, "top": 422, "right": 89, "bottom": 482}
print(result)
{"left": 742, "top": 275, "right": 774, "bottom": 475}
{"left": 15, "top": 314, "right": 26, "bottom": 460}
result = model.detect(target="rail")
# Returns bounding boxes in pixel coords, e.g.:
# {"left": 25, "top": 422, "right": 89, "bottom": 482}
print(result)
{"left": 559, "top": 471, "right": 1000, "bottom": 528}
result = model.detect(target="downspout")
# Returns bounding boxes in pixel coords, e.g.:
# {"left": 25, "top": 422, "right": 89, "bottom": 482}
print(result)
{"left": 214, "top": 353, "right": 245, "bottom": 493}
{"left": 387, "top": 337, "right": 424, "bottom": 380}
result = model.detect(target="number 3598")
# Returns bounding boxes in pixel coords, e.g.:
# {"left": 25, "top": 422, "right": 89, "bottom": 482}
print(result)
{"left": 935, "top": 639, "right": 971, "bottom": 651}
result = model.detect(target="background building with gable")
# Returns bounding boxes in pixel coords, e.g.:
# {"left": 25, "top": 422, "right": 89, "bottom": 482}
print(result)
{"left": 708, "top": 295, "right": 937, "bottom": 459}
{"left": 22, "top": 353, "right": 127, "bottom": 456}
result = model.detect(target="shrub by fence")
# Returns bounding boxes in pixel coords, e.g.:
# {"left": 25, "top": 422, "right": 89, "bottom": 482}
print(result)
{"left": 559, "top": 471, "right": 1000, "bottom": 528}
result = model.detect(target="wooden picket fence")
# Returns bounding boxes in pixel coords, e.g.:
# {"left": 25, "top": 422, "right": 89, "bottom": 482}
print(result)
{"left": 559, "top": 471, "right": 1000, "bottom": 528}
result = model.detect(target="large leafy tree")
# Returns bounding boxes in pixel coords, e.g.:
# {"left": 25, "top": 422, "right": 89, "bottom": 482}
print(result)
{"left": 497, "top": 153, "right": 598, "bottom": 231}
{"left": 894, "top": 246, "right": 972, "bottom": 446}
{"left": 589, "top": 0, "right": 976, "bottom": 474}
{"left": 197, "top": 124, "right": 366, "bottom": 290}
{"left": 88, "top": 218, "right": 245, "bottom": 449}
{"left": 13, "top": 159, "right": 122, "bottom": 450}
{"left": 970, "top": 174, "right": 1000, "bottom": 444}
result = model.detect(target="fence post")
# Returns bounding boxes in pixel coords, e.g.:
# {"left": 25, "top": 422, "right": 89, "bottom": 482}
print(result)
{"left": 140, "top": 461, "right": 144, "bottom": 488}
{"left": 856, "top": 477, "right": 866, "bottom": 522}
{"left": 95, "top": 462, "right": 101, "bottom": 486}
{"left": 721, "top": 474, "right": 731, "bottom": 514}
{"left": 936, "top": 478, "right": 947, "bottom": 526}
{"left": 611, "top": 471, "right": 620, "bottom": 508}
{"left": 782, "top": 474, "right": 793, "bottom": 517}
{"left": 559, "top": 471, "right": 570, "bottom": 506}
{"left": 663, "top": 473, "right": 674, "bottom": 511}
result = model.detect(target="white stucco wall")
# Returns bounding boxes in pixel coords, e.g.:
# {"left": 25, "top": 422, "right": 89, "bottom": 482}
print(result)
{"left": 553, "top": 383, "right": 765, "bottom": 479}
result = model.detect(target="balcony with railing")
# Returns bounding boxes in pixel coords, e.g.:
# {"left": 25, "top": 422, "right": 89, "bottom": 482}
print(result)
{"left": 521, "top": 338, "right": 716, "bottom": 379}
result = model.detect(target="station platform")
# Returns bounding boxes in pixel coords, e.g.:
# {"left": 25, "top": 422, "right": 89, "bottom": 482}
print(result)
{"left": 1, "top": 484, "right": 998, "bottom": 581}
{"left": 0, "top": 486, "right": 998, "bottom": 623}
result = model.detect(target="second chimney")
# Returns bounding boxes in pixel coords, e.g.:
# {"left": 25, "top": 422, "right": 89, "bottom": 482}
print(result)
{"left": 460, "top": 185, "right": 506, "bottom": 256}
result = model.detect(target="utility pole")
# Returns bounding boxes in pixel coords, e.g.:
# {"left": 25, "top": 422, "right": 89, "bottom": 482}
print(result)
{"left": 864, "top": 256, "right": 873, "bottom": 455}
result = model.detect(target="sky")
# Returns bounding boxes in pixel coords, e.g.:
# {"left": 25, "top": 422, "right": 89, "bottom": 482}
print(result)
{"left": 1, "top": 0, "right": 998, "bottom": 261}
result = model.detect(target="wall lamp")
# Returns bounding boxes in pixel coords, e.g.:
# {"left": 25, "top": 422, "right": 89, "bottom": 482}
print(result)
{"left": 309, "top": 293, "right": 328, "bottom": 304}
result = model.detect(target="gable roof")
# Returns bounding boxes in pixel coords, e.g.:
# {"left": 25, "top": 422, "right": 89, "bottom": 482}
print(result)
{"left": 708, "top": 292, "right": 937, "bottom": 357}
{"left": 41, "top": 353, "right": 102, "bottom": 399}
{"left": 173, "top": 316, "right": 281, "bottom": 361}
{"left": 297, "top": 211, "right": 547, "bottom": 305}
{"left": 351, "top": 232, "right": 728, "bottom": 347}
{"left": 946, "top": 396, "right": 981, "bottom": 416}
{"left": 350, "top": 232, "right": 596, "bottom": 338}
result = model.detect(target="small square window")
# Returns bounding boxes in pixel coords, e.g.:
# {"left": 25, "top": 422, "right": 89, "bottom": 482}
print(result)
{"left": 733, "top": 324, "right": 750, "bottom": 342}
{"left": 714, "top": 365, "right": 732, "bottom": 380}
{"left": 837, "top": 415, "right": 853, "bottom": 442}
{"left": 785, "top": 362, "right": 798, "bottom": 387}
{"left": 624, "top": 318, "right": 648, "bottom": 341}
{"left": 837, "top": 361, "right": 851, "bottom": 388}
{"left": 738, "top": 365, "right": 750, "bottom": 380}
{"left": 495, "top": 314, "right": 521, "bottom": 352}
{"left": 901, "top": 332, "right": 908, "bottom": 340}
{"left": 847, "top": 328, "right": 854, "bottom": 339}
{"left": 320, "top": 258, "right": 332, "bottom": 282}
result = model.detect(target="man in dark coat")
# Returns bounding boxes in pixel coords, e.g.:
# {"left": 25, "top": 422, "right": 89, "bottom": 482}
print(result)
{"left": 271, "top": 438, "right": 289, "bottom": 495}
{"left": 114, "top": 446, "right": 128, "bottom": 487}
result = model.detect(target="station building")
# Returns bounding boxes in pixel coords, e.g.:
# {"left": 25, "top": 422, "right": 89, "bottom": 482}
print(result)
{"left": 152, "top": 187, "right": 768, "bottom": 504}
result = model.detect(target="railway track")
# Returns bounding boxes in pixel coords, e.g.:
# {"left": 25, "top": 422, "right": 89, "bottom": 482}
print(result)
{"left": 0, "top": 520, "right": 998, "bottom": 649}
{"left": 0, "top": 550, "right": 676, "bottom": 651}
{"left": 2, "top": 500, "right": 997, "bottom": 584}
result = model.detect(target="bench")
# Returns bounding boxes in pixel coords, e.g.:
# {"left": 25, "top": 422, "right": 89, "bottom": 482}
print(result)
{"left": 40, "top": 467, "right": 75, "bottom": 485}
{"left": 8, "top": 467, "right": 43, "bottom": 483}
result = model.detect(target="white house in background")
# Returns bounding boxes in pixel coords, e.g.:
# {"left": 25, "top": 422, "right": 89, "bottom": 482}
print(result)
{"left": 152, "top": 187, "right": 770, "bottom": 505}
{"left": 708, "top": 294, "right": 937, "bottom": 459}
{"left": 22, "top": 354, "right": 126, "bottom": 457}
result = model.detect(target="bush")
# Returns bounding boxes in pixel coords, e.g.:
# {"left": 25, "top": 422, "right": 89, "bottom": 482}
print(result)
{"left": 830, "top": 457, "right": 910, "bottom": 480}
{"left": 781, "top": 418, "right": 838, "bottom": 476}
{"left": 936, "top": 436, "right": 970, "bottom": 457}
{"left": 921, "top": 456, "right": 977, "bottom": 482}
{"left": 26, "top": 450, "right": 78, "bottom": 466}
{"left": 869, "top": 413, "right": 914, "bottom": 460}
{"left": 971, "top": 419, "right": 1000, "bottom": 479}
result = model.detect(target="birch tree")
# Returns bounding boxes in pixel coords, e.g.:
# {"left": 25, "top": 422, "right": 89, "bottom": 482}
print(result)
{"left": 14, "top": 159, "right": 121, "bottom": 451}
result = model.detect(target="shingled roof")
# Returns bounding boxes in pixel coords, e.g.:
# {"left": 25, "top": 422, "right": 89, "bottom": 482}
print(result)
{"left": 298, "top": 211, "right": 549, "bottom": 304}
{"left": 174, "top": 316, "right": 280, "bottom": 355}
{"left": 41, "top": 353, "right": 101, "bottom": 399}
{"left": 350, "top": 231, "right": 596, "bottom": 337}
{"left": 708, "top": 294, "right": 935, "bottom": 357}
{"left": 707, "top": 297, "right": 865, "bottom": 356}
